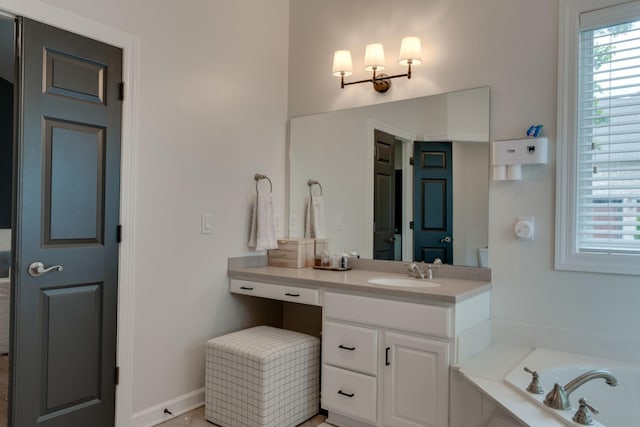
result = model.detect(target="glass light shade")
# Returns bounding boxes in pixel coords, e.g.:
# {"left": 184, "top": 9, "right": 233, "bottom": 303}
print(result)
{"left": 332, "top": 50, "right": 353, "bottom": 76}
{"left": 364, "top": 43, "right": 386, "bottom": 71}
{"left": 399, "top": 36, "right": 422, "bottom": 66}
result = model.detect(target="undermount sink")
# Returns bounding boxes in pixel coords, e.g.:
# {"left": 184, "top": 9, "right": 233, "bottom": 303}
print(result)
{"left": 367, "top": 277, "right": 442, "bottom": 288}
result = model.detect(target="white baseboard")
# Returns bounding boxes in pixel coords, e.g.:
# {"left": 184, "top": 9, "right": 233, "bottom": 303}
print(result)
{"left": 130, "top": 388, "right": 204, "bottom": 427}
{"left": 326, "top": 411, "right": 375, "bottom": 427}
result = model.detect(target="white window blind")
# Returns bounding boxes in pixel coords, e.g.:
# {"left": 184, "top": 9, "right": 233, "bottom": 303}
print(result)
{"left": 577, "top": 3, "right": 640, "bottom": 255}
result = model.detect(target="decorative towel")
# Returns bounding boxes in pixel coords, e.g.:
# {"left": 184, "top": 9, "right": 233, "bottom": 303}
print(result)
{"left": 304, "top": 194, "right": 327, "bottom": 239}
{"left": 248, "top": 192, "right": 278, "bottom": 250}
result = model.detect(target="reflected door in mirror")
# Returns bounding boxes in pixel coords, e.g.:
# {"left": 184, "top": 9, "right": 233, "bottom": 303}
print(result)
{"left": 413, "top": 142, "right": 452, "bottom": 263}
{"left": 373, "top": 130, "right": 396, "bottom": 260}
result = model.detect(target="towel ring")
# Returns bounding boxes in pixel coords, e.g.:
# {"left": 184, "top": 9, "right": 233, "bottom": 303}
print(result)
{"left": 254, "top": 174, "right": 272, "bottom": 193}
{"left": 307, "top": 179, "right": 323, "bottom": 196}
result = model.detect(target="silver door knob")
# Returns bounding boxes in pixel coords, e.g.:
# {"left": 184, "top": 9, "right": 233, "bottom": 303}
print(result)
{"left": 440, "top": 236, "right": 452, "bottom": 243}
{"left": 28, "top": 262, "right": 64, "bottom": 277}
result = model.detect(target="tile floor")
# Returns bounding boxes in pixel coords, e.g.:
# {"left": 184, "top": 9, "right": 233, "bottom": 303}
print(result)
{"left": 155, "top": 406, "right": 330, "bottom": 427}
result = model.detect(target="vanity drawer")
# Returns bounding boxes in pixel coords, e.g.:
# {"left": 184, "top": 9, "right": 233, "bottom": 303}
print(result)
{"left": 322, "top": 365, "right": 377, "bottom": 424}
{"left": 323, "top": 321, "right": 378, "bottom": 375}
{"left": 324, "top": 292, "right": 452, "bottom": 338}
{"left": 230, "top": 279, "right": 319, "bottom": 306}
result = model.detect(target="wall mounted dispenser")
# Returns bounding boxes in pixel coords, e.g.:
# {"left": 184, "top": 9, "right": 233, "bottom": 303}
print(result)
{"left": 514, "top": 216, "right": 535, "bottom": 240}
{"left": 491, "top": 137, "right": 548, "bottom": 181}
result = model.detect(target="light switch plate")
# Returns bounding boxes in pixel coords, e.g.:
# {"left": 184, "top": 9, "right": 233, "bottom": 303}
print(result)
{"left": 201, "top": 213, "right": 213, "bottom": 234}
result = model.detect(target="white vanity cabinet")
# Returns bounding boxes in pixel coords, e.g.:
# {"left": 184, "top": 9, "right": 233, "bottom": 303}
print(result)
{"left": 322, "top": 291, "right": 455, "bottom": 427}
{"left": 228, "top": 265, "right": 492, "bottom": 427}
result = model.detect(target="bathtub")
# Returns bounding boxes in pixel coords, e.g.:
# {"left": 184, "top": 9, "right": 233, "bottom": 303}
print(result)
{"left": 504, "top": 348, "right": 640, "bottom": 426}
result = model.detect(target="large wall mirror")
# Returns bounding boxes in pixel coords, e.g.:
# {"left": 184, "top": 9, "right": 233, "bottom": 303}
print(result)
{"left": 288, "top": 86, "right": 490, "bottom": 267}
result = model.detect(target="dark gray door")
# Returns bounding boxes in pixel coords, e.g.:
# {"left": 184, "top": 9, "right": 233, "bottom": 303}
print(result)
{"left": 373, "top": 129, "right": 396, "bottom": 260}
{"left": 413, "top": 141, "right": 453, "bottom": 263}
{"left": 11, "top": 18, "right": 122, "bottom": 427}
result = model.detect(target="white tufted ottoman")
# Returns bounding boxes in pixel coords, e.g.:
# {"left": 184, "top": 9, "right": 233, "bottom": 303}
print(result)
{"left": 205, "top": 326, "right": 320, "bottom": 427}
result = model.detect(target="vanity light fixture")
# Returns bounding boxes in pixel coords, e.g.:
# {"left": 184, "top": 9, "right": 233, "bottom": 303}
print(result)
{"left": 332, "top": 36, "right": 422, "bottom": 93}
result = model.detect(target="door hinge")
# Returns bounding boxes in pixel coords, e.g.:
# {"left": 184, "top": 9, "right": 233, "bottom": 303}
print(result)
{"left": 116, "top": 225, "right": 122, "bottom": 243}
{"left": 119, "top": 82, "right": 125, "bottom": 101}
{"left": 114, "top": 366, "right": 120, "bottom": 385}
{"left": 410, "top": 156, "right": 414, "bottom": 166}
{"left": 409, "top": 221, "right": 414, "bottom": 230}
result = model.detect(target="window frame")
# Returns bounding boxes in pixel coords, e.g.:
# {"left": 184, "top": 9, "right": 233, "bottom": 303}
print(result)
{"left": 556, "top": 0, "right": 640, "bottom": 275}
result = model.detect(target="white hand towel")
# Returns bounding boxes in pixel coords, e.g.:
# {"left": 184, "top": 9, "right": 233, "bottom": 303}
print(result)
{"left": 248, "top": 192, "right": 278, "bottom": 250}
{"left": 304, "top": 194, "right": 326, "bottom": 239}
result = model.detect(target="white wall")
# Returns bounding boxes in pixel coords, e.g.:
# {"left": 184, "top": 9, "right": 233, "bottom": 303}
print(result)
{"left": 452, "top": 142, "right": 489, "bottom": 267}
{"left": 0, "top": 0, "right": 289, "bottom": 423}
{"left": 0, "top": 229, "right": 9, "bottom": 252}
{"left": 288, "top": 0, "right": 640, "bottom": 360}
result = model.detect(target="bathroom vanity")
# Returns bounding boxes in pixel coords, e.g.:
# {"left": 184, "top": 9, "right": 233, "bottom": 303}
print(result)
{"left": 228, "top": 256, "right": 492, "bottom": 427}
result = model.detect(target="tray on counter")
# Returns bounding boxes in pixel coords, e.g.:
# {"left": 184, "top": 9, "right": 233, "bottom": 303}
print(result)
{"left": 312, "top": 265, "right": 352, "bottom": 271}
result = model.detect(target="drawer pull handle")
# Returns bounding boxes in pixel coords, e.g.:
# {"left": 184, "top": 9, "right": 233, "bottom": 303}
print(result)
{"left": 338, "top": 345, "right": 356, "bottom": 351}
{"left": 337, "top": 390, "right": 354, "bottom": 398}
{"left": 285, "top": 292, "right": 300, "bottom": 297}
{"left": 385, "top": 346, "right": 391, "bottom": 366}
{"left": 240, "top": 286, "right": 254, "bottom": 291}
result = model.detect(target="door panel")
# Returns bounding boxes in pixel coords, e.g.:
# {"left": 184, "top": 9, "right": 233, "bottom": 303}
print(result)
{"left": 44, "top": 48, "right": 107, "bottom": 104}
{"left": 373, "top": 129, "right": 396, "bottom": 260}
{"left": 413, "top": 142, "right": 452, "bottom": 263}
{"left": 44, "top": 120, "right": 105, "bottom": 244}
{"left": 43, "top": 284, "right": 102, "bottom": 411}
{"left": 420, "top": 180, "right": 445, "bottom": 230}
{"left": 12, "top": 18, "right": 122, "bottom": 427}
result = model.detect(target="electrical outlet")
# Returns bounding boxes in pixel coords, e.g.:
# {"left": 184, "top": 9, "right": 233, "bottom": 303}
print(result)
{"left": 336, "top": 215, "right": 343, "bottom": 230}
{"left": 289, "top": 214, "right": 296, "bottom": 230}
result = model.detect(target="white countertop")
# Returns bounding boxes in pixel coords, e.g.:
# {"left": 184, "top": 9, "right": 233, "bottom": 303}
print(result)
{"left": 227, "top": 263, "right": 491, "bottom": 304}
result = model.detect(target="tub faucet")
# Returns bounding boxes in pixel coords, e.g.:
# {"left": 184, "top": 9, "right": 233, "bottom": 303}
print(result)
{"left": 543, "top": 369, "right": 618, "bottom": 410}
{"left": 408, "top": 262, "right": 425, "bottom": 279}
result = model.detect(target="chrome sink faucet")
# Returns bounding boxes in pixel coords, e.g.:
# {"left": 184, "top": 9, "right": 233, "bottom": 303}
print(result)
{"left": 543, "top": 369, "right": 618, "bottom": 410}
{"left": 408, "top": 262, "right": 426, "bottom": 279}
{"left": 408, "top": 258, "right": 443, "bottom": 280}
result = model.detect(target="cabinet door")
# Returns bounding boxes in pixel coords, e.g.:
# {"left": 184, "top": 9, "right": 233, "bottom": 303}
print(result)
{"left": 382, "top": 332, "right": 449, "bottom": 427}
